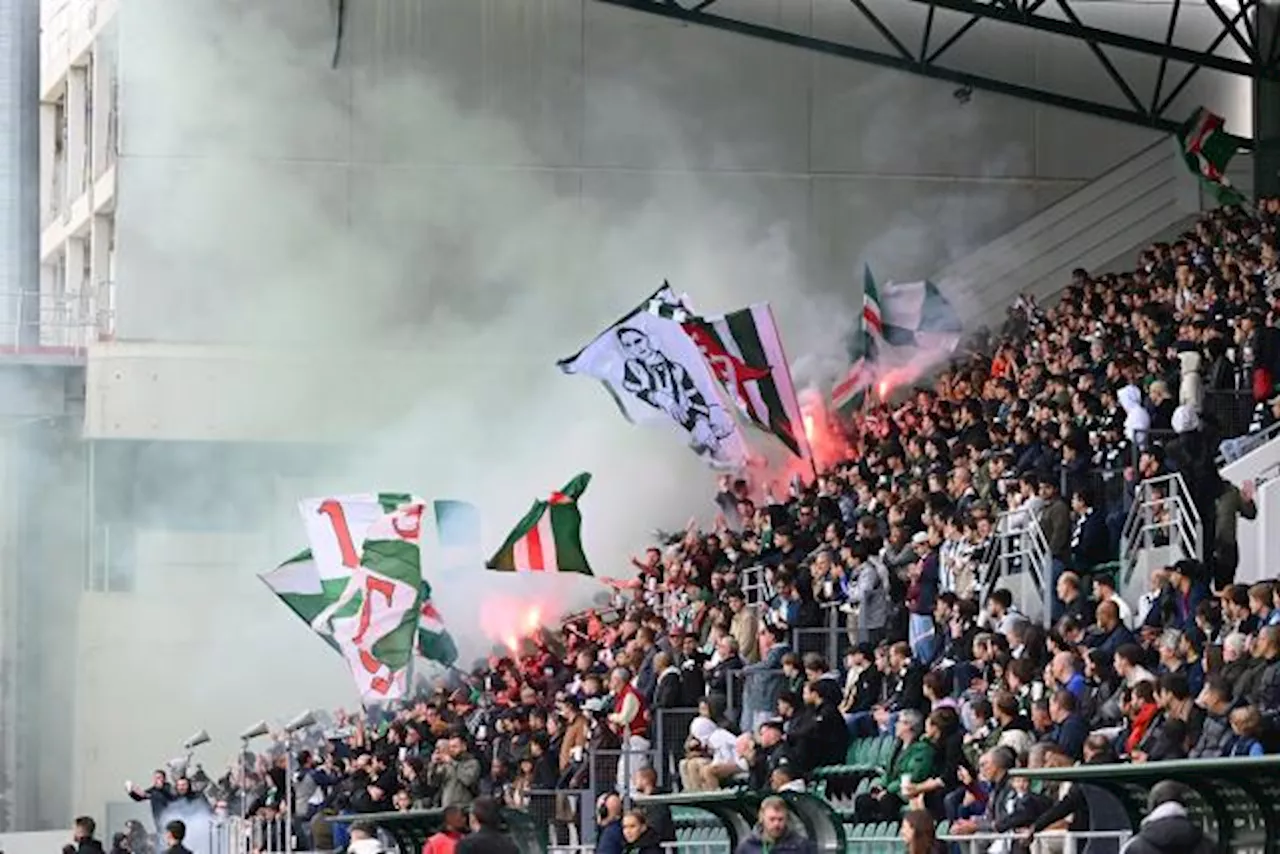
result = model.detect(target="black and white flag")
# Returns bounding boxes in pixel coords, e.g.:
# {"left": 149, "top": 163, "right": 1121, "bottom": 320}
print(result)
{"left": 558, "top": 286, "right": 749, "bottom": 469}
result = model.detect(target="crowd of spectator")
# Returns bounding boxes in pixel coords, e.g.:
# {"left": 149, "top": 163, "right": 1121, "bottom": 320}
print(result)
{"left": 119, "top": 199, "right": 1280, "bottom": 854}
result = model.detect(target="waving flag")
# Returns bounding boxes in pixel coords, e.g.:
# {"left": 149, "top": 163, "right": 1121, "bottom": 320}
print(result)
{"left": 1178, "top": 107, "right": 1247, "bottom": 206}
{"left": 832, "top": 266, "right": 883, "bottom": 416}
{"left": 259, "top": 493, "right": 459, "bottom": 703}
{"left": 693, "top": 306, "right": 809, "bottom": 461}
{"left": 487, "top": 473, "right": 593, "bottom": 574}
{"left": 559, "top": 285, "right": 749, "bottom": 469}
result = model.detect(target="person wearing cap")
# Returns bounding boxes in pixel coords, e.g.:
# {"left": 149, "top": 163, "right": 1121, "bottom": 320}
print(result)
{"left": 1121, "top": 781, "right": 1216, "bottom": 854}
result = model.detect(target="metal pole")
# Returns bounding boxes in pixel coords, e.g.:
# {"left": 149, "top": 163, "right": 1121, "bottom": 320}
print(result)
{"left": 85, "top": 439, "right": 96, "bottom": 591}
{"left": 284, "top": 738, "right": 294, "bottom": 854}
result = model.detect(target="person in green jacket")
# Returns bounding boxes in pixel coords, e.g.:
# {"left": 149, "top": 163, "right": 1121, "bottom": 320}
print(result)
{"left": 851, "top": 709, "right": 935, "bottom": 823}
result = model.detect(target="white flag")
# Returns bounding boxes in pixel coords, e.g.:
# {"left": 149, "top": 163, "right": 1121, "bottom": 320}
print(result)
{"left": 298, "top": 493, "right": 427, "bottom": 703}
{"left": 558, "top": 285, "right": 749, "bottom": 469}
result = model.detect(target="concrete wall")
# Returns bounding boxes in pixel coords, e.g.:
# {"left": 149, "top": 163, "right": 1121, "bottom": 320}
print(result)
{"left": 109, "top": 0, "right": 1214, "bottom": 346}
{"left": 66, "top": 0, "right": 1256, "bottom": 821}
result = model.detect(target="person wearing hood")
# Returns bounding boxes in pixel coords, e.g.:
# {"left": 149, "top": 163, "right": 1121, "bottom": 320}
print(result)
{"left": 1121, "top": 781, "right": 1216, "bottom": 854}
{"left": 733, "top": 797, "right": 815, "bottom": 854}
{"left": 1118, "top": 384, "right": 1151, "bottom": 448}
{"left": 348, "top": 823, "right": 384, "bottom": 854}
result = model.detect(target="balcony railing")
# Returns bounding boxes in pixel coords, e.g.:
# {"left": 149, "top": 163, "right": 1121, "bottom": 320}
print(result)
{"left": 0, "top": 281, "right": 115, "bottom": 357}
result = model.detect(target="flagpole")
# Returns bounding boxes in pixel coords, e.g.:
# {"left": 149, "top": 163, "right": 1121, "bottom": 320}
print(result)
{"left": 759, "top": 303, "right": 818, "bottom": 480}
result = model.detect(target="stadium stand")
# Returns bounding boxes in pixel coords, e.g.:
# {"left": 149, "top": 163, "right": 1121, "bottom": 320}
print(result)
{"left": 124, "top": 198, "right": 1280, "bottom": 854}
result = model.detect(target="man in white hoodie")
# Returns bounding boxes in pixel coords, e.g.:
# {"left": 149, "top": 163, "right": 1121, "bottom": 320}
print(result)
{"left": 1118, "top": 384, "right": 1151, "bottom": 448}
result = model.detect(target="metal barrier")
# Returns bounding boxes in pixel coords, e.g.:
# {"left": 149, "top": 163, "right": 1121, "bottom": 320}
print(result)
{"left": 979, "top": 508, "right": 1053, "bottom": 627}
{"left": 0, "top": 284, "right": 115, "bottom": 353}
{"left": 1204, "top": 387, "right": 1257, "bottom": 441}
{"left": 738, "top": 565, "right": 768, "bottom": 606}
{"left": 654, "top": 707, "right": 701, "bottom": 788}
{"left": 1218, "top": 417, "right": 1280, "bottom": 465}
{"left": 327, "top": 807, "right": 546, "bottom": 854}
{"left": 1119, "top": 471, "right": 1201, "bottom": 586}
{"left": 525, "top": 789, "right": 592, "bottom": 848}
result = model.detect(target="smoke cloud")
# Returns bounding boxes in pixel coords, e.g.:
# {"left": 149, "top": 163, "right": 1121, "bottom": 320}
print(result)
{"left": 111, "top": 0, "right": 851, "bottom": 648}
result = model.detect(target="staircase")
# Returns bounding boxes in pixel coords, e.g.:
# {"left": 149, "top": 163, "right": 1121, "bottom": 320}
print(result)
{"left": 1119, "top": 473, "right": 1202, "bottom": 605}
{"left": 981, "top": 508, "right": 1053, "bottom": 627}
{"left": 935, "top": 137, "right": 1201, "bottom": 329}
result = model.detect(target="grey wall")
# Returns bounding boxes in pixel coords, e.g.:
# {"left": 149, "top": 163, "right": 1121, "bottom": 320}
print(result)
{"left": 109, "top": 0, "right": 1245, "bottom": 349}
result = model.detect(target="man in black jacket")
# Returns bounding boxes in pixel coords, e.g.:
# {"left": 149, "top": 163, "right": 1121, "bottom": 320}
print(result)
{"left": 632, "top": 767, "right": 676, "bottom": 844}
{"left": 73, "top": 817, "right": 105, "bottom": 854}
{"left": 457, "top": 796, "right": 520, "bottom": 854}
{"left": 126, "top": 771, "right": 175, "bottom": 832}
{"left": 162, "top": 821, "right": 192, "bottom": 854}
{"left": 785, "top": 681, "right": 849, "bottom": 775}
{"left": 1122, "top": 781, "right": 1217, "bottom": 854}
{"left": 651, "top": 653, "right": 682, "bottom": 710}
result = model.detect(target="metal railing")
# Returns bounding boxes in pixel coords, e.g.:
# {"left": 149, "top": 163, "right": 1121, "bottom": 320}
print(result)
{"left": 979, "top": 507, "right": 1053, "bottom": 627}
{"left": 1217, "top": 413, "right": 1280, "bottom": 466}
{"left": 0, "top": 284, "right": 115, "bottom": 354}
{"left": 738, "top": 564, "right": 768, "bottom": 606}
{"left": 1119, "top": 472, "right": 1201, "bottom": 586}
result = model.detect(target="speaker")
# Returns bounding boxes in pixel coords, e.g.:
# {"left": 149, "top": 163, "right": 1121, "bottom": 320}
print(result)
{"left": 183, "top": 729, "right": 211, "bottom": 750}
{"left": 286, "top": 710, "right": 316, "bottom": 733}
{"left": 239, "top": 721, "right": 269, "bottom": 741}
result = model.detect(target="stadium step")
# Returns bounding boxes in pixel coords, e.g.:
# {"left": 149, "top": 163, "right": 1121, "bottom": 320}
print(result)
{"left": 934, "top": 137, "right": 1202, "bottom": 329}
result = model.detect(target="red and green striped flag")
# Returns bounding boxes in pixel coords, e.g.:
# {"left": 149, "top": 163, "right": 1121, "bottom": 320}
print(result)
{"left": 1178, "top": 107, "right": 1247, "bottom": 206}
{"left": 486, "top": 473, "right": 593, "bottom": 574}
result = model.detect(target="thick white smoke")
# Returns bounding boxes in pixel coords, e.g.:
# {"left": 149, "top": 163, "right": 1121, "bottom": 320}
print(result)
{"left": 111, "top": 0, "right": 858, "bottom": 656}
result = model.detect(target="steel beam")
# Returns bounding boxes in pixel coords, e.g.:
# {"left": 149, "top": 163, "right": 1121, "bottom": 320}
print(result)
{"left": 906, "top": 0, "right": 1275, "bottom": 80}
{"left": 594, "top": 0, "right": 1261, "bottom": 145}
{"left": 595, "top": 0, "right": 1184, "bottom": 132}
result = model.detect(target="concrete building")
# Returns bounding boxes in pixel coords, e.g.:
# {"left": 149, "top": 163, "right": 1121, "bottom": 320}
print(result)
{"left": 7, "top": 0, "right": 1255, "bottom": 828}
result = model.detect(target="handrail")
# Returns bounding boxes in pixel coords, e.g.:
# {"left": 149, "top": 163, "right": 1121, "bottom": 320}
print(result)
{"left": 0, "top": 284, "right": 115, "bottom": 353}
{"left": 1217, "top": 417, "right": 1280, "bottom": 466}
{"left": 980, "top": 506, "right": 1053, "bottom": 627}
{"left": 1119, "top": 472, "right": 1201, "bottom": 585}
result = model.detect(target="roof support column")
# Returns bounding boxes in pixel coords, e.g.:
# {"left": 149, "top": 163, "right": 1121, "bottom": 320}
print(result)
{"left": 1256, "top": 1, "right": 1280, "bottom": 196}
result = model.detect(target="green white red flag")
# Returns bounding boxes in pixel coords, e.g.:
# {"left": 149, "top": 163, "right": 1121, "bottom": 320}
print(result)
{"left": 486, "top": 473, "right": 593, "bottom": 574}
